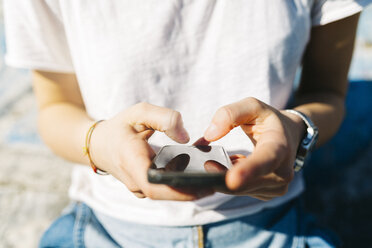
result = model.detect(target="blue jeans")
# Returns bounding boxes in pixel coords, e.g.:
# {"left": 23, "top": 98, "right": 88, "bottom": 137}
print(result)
{"left": 39, "top": 198, "right": 339, "bottom": 248}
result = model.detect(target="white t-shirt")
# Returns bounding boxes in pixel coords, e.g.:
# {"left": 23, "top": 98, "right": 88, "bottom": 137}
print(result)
{"left": 4, "top": 0, "right": 370, "bottom": 226}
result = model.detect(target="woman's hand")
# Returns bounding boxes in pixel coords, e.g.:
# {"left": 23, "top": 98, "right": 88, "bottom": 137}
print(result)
{"left": 204, "top": 97, "right": 306, "bottom": 201}
{"left": 89, "top": 102, "right": 213, "bottom": 200}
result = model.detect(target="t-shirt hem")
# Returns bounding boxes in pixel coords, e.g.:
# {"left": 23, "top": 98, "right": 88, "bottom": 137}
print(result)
{"left": 5, "top": 55, "right": 75, "bottom": 73}
{"left": 312, "top": 0, "right": 372, "bottom": 26}
{"left": 68, "top": 165, "right": 305, "bottom": 226}
{"left": 85, "top": 189, "right": 303, "bottom": 227}
{"left": 70, "top": 183, "right": 304, "bottom": 227}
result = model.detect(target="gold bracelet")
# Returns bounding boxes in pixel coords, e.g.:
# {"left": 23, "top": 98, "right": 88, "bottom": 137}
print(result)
{"left": 84, "top": 120, "right": 108, "bottom": 175}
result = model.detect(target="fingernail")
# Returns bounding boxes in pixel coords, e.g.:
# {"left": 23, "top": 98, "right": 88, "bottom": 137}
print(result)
{"left": 204, "top": 123, "right": 218, "bottom": 141}
{"left": 179, "top": 128, "right": 190, "bottom": 143}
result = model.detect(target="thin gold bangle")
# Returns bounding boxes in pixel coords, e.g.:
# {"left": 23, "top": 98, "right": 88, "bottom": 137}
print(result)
{"left": 84, "top": 120, "right": 108, "bottom": 175}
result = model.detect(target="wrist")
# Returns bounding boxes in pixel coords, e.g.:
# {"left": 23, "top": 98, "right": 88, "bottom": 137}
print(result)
{"left": 85, "top": 120, "right": 109, "bottom": 175}
{"left": 283, "top": 109, "right": 319, "bottom": 172}
{"left": 281, "top": 110, "right": 307, "bottom": 147}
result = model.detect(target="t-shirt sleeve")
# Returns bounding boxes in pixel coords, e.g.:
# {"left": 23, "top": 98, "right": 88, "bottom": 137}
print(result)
{"left": 3, "top": 0, "right": 74, "bottom": 72}
{"left": 311, "top": 0, "right": 372, "bottom": 26}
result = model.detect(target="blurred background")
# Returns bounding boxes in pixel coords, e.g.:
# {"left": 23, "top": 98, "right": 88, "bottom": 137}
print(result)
{"left": 0, "top": 3, "right": 371, "bottom": 248}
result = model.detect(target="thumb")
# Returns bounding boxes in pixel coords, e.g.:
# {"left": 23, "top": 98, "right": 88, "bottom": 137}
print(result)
{"left": 204, "top": 98, "right": 266, "bottom": 141}
{"left": 127, "top": 102, "right": 190, "bottom": 143}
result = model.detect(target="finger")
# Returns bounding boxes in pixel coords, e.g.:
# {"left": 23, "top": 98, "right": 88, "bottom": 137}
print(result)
{"left": 133, "top": 192, "right": 146, "bottom": 198}
{"left": 248, "top": 194, "right": 273, "bottom": 201}
{"left": 144, "top": 183, "right": 213, "bottom": 201}
{"left": 110, "top": 158, "right": 143, "bottom": 193}
{"left": 230, "top": 154, "right": 246, "bottom": 162}
{"left": 128, "top": 102, "right": 190, "bottom": 144}
{"left": 171, "top": 187, "right": 215, "bottom": 199}
{"left": 204, "top": 97, "right": 269, "bottom": 141}
{"left": 204, "top": 160, "right": 228, "bottom": 173}
{"left": 217, "top": 173, "right": 285, "bottom": 194}
{"left": 248, "top": 186, "right": 290, "bottom": 201}
{"left": 221, "top": 183, "right": 288, "bottom": 197}
{"left": 115, "top": 173, "right": 142, "bottom": 193}
{"left": 249, "top": 185, "right": 289, "bottom": 198}
{"left": 226, "top": 140, "right": 287, "bottom": 191}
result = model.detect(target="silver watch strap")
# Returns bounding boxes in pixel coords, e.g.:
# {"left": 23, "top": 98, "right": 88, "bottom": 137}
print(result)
{"left": 285, "top": 109, "right": 319, "bottom": 172}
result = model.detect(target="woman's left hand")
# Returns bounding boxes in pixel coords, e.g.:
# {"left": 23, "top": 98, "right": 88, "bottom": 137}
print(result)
{"left": 203, "top": 97, "right": 306, "bottom": 201}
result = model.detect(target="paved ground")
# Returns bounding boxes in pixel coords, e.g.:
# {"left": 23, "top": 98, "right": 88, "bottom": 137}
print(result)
{"left": 0, "top": 87, "right": 72, "bottom": 248}
{"left": 0, "top": 6, "right": 72, "bottom": 247}
{"left": 0, "top": 5, "right": 371, "bottom": 248}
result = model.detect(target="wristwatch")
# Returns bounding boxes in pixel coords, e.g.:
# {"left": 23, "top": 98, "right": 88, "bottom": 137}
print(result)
{"left": 285, "top": 109, "right": 319, "bottom": 172}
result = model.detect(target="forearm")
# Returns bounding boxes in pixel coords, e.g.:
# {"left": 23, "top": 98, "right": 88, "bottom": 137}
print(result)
{"left": 293, "top": 91, "right": 345, "bottom": 146}
{"left": 38, "top": 102, "right": 94, "bottom": 165}
{"left": 290, "top": 14, "right": 360, "bottom": 147}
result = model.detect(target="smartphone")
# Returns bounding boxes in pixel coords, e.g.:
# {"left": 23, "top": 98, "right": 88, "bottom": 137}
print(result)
{"left": 147, "top": 145, "right": 232, "bottom": 187}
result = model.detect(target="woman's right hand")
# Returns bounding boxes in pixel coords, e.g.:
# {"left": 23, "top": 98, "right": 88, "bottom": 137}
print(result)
{"left": 88, "top": 102, "right": 213, "bottom": 200}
